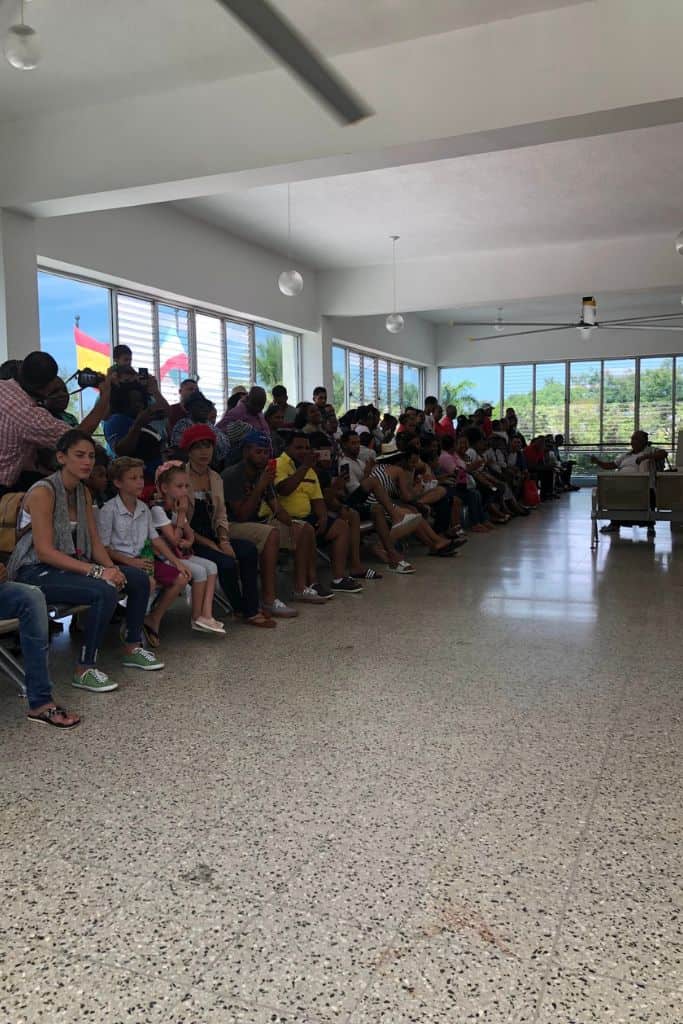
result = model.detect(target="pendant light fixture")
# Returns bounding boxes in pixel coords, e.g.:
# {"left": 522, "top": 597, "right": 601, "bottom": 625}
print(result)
{"left": 278, "top": 184, "right": 304, "bottom": 296}
{"left": 4, "top": 0, "right": 40, "bottom": 70}
{"left": 494, "top": 308, "right": 505, "bottom": 332}
{"left": 676, "top": 229, "right": 683, "bottom": 256}
{"left": 385, "top": 235, "right": 404, "bottom": 334}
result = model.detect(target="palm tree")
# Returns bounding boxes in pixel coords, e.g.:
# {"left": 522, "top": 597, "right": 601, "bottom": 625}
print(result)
{"left": 255, "top": 336, "right": 283, "bottom": 390}
{"left": 441, "top": 380, "right": 477, "bottom": 411}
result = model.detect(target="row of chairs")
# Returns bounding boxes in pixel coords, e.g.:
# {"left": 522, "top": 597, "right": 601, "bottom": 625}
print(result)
{"left": 591, "top": 472, "right": 683, "bottom": 547}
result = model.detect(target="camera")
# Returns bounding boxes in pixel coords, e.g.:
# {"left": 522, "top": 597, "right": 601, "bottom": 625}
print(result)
{"left": 138, "top": 367, "right": 149, "bottom": 380}
{"left": 76, "top": 367, "right": 105, "bottom": 389}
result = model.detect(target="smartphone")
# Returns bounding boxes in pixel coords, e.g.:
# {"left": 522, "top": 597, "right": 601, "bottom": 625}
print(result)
{"left": 340, "top": 463, "right": 351, "bottom": 481}
{"left": 138, "top": 367, "right": 149, "bottom": 380}
{"left": 315, "top": 448, "right": 331, "bottom": 465}
{"left": 267, "top": 458, "right": 277, "bottom": 473}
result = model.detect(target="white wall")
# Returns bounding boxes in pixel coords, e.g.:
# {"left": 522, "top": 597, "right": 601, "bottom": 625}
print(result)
{"left": 0, "top": 210, "right": 40, "bottom": 361}
{"left": 36, "top": 204, "right": 319, "bottom": 335}
{"left": 436, "top": 318, "right": 683, "bottom": 370}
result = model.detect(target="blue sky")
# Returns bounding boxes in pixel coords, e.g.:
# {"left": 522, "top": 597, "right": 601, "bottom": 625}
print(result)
{"left": 38, "top": 271, "right": 112, "bottom": 378}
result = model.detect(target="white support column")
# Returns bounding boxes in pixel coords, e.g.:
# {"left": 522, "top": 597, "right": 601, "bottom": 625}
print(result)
{"left": 0, "top": 210, "right": 40, "bottom": 364}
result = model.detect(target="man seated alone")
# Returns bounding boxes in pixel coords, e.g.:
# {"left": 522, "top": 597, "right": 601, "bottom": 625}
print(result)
{"left": 591, "top": 430, "right": 667, "bottom": 535}
{"left": 275, "top": 433, "right": 362, "bottom": 594}
{"left": 221, "top": 431, "right": 330, "bottom": 606}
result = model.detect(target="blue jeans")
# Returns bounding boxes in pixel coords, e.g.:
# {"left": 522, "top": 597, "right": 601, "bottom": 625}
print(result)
{"left": 193, "top": 540, "right": 260, "bottom": 618}
{"left": 16, "top": 564, "right": 150, "bottom": 666}
{"left": 0, "top": 582, "right": 53, "bottom": 709}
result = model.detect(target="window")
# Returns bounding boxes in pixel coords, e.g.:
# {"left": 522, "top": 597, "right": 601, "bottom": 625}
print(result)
{"left": 362, "top": 355, "right": 376, "bottom": 405}
{"left": 376, "top": 359, "right": 389, "bottom": 411}
{"left": 441, "top": 365, "right": 499, "bottom": 415}
{"left": 402, "top": 364, "right": 422, "bottom": 409}
{"left": 503, "top": 364, "right": 533, "bottom": 436}
{"left": 389, "top": 362, "right": 401, "bottom": 416}
{"left": 676, "top": 358, "right": 683, "bottom": 443}
{"left": 37, "top": 271, "right": 112, "bottom": 417}
{"left": 602, "top": 359, "right": 635, "bottom": 444}
{"left": 116, "top": 294, "right": 156, "bottom": 378}
{"left": 157, "top": 304, "right": 190, "bottom": 404}
{"left": 348, "top": 351, "right": 362, "bottom": 407}
{"left": 534, "top": 363, "right": 566, "bottom": 437}
{"left": 332, "top": 345, "right": 347, "bottom": 415}
{"left": 225, "top": 320, "right": 251, "bottom": 394}
{"left": 639, "top": 357, "right": 673, "bottom": 445}
{"left": 196, "top": 313, "right": 225, "bottom": 418}
{"left": 254, "top": 325, "right": 299, "bottom": 402}
{"left": 569, "top": 361, "right": 601, "bottom": 444}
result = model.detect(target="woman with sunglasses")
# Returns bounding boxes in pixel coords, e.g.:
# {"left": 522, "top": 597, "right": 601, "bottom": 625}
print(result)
{"left": 179, "top": 425, "right": 274, "bottom": 628}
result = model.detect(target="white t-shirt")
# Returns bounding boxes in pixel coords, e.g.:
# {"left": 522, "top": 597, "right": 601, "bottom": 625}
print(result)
{"left": 615, "top": 447, "right": 656, "bottom": 483}
{"left": 338, "top": 455, "right": 365, "bottom": 494}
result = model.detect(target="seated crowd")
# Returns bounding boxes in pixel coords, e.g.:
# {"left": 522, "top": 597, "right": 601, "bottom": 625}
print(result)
{"left": 0, "top": 353, "right": 577, "bottom": 730}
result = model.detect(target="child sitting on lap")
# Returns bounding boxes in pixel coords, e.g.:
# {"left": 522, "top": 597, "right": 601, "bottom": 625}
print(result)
{"left": 152, "top": 461, "right": 225, "bottom": 635}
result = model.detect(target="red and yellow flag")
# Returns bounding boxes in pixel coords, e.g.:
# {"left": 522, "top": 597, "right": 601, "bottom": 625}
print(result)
{"left": 74, "top": 327, "right": 110, "bottom": 375}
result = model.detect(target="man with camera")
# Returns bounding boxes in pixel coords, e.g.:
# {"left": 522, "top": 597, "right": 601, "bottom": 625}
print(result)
{"left": 102, "top": 367, "right": 169, "bottom": 477}
{"left": 0, "top": 351, "right": 112, "bottom": 495}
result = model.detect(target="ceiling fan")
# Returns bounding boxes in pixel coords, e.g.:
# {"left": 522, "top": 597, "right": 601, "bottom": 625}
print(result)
{"left": 455, "top": 296, "right": 683, "bottom": 342}
{"left": 214, "top": 0, "right": 373, "bottom": 125}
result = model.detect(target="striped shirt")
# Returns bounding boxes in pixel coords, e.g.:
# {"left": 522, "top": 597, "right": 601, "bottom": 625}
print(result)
{"left": 0, "top": 379, "right": 68, "bottom": 487}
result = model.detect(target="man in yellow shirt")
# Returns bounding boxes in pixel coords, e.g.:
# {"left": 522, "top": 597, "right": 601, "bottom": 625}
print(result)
{"left": 275, "top": 433, "right": 362, "bottom": 594}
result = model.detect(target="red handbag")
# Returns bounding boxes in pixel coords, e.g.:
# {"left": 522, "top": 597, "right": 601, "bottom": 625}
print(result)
{"left": 523, "top": 478, "right": 540, "bottom": 506}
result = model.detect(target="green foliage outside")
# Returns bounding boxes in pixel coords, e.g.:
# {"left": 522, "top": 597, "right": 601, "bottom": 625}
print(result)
{"left": 441, "top": 360, "right": 678, "bottom": 445}
{"left": 254, "top": 336, "right": 283, "bottom": 391}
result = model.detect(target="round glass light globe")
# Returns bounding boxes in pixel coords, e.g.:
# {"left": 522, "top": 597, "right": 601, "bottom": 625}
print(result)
{"left": 495, "top": 322, "right": 504, "bottom": 333}
{"left": 676, "top": 230, "right": 683, "bottom": 256}
{"left": 385, "top": 313, "right": 405, "bottom": 334}
{"left": 4, "top": 23, "right": 40, "bottom": 70}
{"left": 278, "top": 269, "right": 303, "bottom": 296}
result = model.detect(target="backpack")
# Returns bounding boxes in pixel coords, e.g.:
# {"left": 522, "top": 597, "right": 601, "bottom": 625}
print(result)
{"left": 0, "top": 491, "right": 24, "bottom": 564}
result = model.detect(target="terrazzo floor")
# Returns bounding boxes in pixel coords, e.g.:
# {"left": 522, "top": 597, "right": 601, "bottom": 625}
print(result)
{"left": 1, "top": 491, "right": 681, "bottom": 1023}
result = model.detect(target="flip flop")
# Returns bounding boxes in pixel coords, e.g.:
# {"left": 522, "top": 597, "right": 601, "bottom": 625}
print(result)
{"left": 244, "top": 614, "right": 277, "bottom": 629}
{"left": 27, "top": 705, "right": 80, "bottom": 728}
{"left": 351, "top": 569, "right": 383, "bottom": 580}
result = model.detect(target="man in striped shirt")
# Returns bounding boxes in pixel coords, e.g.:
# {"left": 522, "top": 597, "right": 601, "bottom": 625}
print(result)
{"left": 0, "top": 351, "right": 110, "bottom": 494}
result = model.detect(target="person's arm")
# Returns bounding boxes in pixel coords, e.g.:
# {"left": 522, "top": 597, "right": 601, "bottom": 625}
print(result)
{"left": 78, "top": 376, "right": 113, "bottom": 435}
{"left": 151, "top": 535, "right": 192, "bottom": 580}
{"left": 276, "top": 452, "right": 318, "bottom": 496}
{"left": 310, "top": 498, "right": 328, "bottom": 534}
{"left": 636, "top": 448, "right": 667, "bottom": 465}
{"left": 590, "top": 456, "right": 618, "bottom": 470}
{"left": 226, "top": 466, "right": 275, "bottom": 522}
{"left": 110, "top": 408, "right": 158, "bottom": 456}
{"left": 26, "top": 486, "right": 100, "bottom": 576}
{"left": 144, "top": 375, "right": 170, "bottom": 414}
{"left": 396, "top": 468, "right": 421, "bottom": 504}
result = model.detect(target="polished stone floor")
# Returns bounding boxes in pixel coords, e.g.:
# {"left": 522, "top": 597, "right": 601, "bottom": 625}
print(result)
{"left": 1, "top": 491, "right": 681, "bottom": 1023}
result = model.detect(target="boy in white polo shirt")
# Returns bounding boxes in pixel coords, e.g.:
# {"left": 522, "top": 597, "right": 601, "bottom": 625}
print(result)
{"left": 98, "top": 457, "right": 192, "bottom": 647}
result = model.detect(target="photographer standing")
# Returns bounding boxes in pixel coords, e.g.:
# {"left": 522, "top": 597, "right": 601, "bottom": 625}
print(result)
{"left": 0, "top": 351, "right": 112, "bottom": 495}
{"left": 103, "top": 369, "right": 170, "bottom": 479}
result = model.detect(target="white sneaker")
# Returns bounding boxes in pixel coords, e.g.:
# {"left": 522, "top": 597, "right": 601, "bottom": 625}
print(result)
{"left": 293, "top": 586, "right": 329, "bottom": 604}
{"left": 192, "top": 618, "right": 225, "bottom": 635}
{"left": 262, "top": 598, "right": 299, "bottom": 618}
{"left": 388, "top": 560, "right": 416, "bottom": 574}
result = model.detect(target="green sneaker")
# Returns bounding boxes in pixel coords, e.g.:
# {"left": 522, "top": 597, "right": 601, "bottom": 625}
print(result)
{"left": 72, "top": 668, "right": 118, "bottom": 693}
{"left": 122, "top": 647, "right": 164, "bottom": 671}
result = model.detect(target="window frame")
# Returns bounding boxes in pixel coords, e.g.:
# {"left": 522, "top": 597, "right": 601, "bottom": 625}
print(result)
{"left": 37, "top": 265, "right": 301, "bottom": 415}
{"left": 439, "top": 355, "right": 682, "bottom": 447}
{"left": 331, "top": 341, "right": 423, "bottom": 413}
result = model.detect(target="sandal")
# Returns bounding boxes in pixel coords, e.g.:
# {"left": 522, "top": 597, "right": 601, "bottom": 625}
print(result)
{"left": 244, "top": 613, "right": 277, "bottom": 629}
{"left": 142, "top": 622, "right": 161, "bottom": 648}
{"left": 27, "top": 705, "right": 80, "bottom": 728}
{"left": 350, "top": 568, "right": 383, "bottom": 580}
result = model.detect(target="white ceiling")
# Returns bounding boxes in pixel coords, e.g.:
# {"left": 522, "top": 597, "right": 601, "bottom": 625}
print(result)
{"left": 0, "top": 0, "right": 583, "bottom": 121}
{"left": 424, "top": 288, "right": 683, "bottom": 326}
{"left": 176, "top": 122, "right": 683, "bottom": 269}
